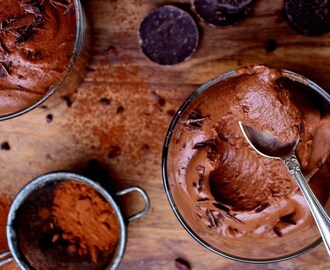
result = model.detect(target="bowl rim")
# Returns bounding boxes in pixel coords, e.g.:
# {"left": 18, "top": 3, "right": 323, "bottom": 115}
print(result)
{"left": 6, "top": 171, "right": 126, "bottom": 270}
{"left": 161, "top": 66, "right": 330, "bottom": 264}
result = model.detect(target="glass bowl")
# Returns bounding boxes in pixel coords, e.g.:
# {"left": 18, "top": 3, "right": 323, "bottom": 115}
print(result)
{"left": 162, "top": 66, "right": 330, "bottom": 263}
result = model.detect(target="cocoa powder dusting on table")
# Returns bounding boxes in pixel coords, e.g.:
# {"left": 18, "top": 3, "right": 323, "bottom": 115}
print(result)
{"left": 52, "top": 181, "right": 120, "bottom": 264}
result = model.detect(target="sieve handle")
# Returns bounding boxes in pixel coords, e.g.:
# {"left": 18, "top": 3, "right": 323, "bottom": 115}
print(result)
{"left": 0, "top": 251, "right": 14, "bottom": 267}
{"left": 115, "top": 186, "right": 150, "bottom": 222}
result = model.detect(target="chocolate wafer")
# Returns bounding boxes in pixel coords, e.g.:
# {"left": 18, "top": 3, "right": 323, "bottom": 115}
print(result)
{"left": 284, "top": 0, "right": 330, "bottom": 36}
{"left": 138, "top": 5, "right": 199, "bottom": 66}
{"left": 191, "top": 0, "right": 254, "bottom": 27}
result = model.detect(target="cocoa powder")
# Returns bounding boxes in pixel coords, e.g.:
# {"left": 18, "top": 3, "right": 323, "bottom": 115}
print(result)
{"left": 15, "top": 180, "right": 120, "bottom": 270}
{"left": 52, "top": 181, "right": 120, "bottom": 263}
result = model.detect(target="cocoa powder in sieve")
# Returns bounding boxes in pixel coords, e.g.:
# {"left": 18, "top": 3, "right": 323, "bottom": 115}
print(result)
{"left": 15, "top": 180, "right": 120, "bottom": 270}
{"left": 52, "top": 181, "right": 120, "bottom": 263}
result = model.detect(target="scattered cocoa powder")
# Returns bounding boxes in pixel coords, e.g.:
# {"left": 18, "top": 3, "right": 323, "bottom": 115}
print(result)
{"left": 52, "top": 181, "right": 120, "bottom": 264}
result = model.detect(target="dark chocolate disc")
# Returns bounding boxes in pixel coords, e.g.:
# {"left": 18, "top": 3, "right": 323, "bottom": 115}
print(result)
{"left": 284, "top": 0, "right": 330, "bottom": 36}
{"left": 138, "top": 5, "right": 199, "bottom": 66}
{"left": 191, "top": 0, "right": 254, "bottom": 27}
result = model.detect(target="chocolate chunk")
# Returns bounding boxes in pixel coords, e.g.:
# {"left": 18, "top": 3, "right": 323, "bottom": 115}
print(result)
{"left": 107, "top": 146, "right": 121, "bottom": 159}
{"left": 46, "top": 114, "right": 53, "bottom": 123}
{"left": 1, "top": 141, "right": 10, "bottom": 150}
{"left": 192, "top": 0, "right": 255, "bottom": 27}
{"left": 99, "top": 97, "right": 111, "bottom": 106}
{"left": 265, "top": 39, "right": 277, "bottom": 53}
{"left": 175, "top": 258, "right": 191, "bottom": 270}
{"left": 280, "top": 212, "right": 297, "bottom": 225}
{"left": 139, "top": 5, "right": 199, "bottom": 65}
{"left": 284, "top": 0, "right": 330, "bottom": 36}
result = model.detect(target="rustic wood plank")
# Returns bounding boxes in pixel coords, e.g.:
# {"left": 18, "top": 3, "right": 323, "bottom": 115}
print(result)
{"left": 0, "top": 0, "right": 329, "bottom": 269}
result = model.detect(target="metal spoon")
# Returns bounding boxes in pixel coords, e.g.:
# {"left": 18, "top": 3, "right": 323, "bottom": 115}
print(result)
{"left": 239, "top": 121, "right": 330, "bottom": 256}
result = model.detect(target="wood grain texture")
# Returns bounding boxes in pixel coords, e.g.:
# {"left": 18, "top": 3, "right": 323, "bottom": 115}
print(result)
{"left": 0, "top": 0, "right": 329, "bottom": 269}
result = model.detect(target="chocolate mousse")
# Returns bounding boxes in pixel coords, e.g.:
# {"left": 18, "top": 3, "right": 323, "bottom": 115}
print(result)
{"left": 0, "top": 0, "right": 76, "bottom": 116}
{"left": 14, "top": 180, "right": 120, "bottom": 270}
{"left": 170, "top": 65, "right": 330, "bottom": 238}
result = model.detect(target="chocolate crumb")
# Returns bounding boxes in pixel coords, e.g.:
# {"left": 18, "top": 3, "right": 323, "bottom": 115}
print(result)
{"left": 46, "top": 114, "right": 53, "bottom": 123}
{"left": 266, "top": 39, "right": 277, "bottom": 53}
{"left": 116, "top": 106, "right": 124, "bottom": 114}
{"left": 141, "top": 144, "right": 150, "bottom": 153}
{"left": 107, "top": 146, "right": 121, "bottom": 159}
{"left": 61, "top": 96, "right": 72, "bottom": 107}
{"left": 175, "top": 258, "right": 191, "bottom": 270}
{"left": 166, "top": 109, "right": 176, "bottom": 117}
{"left": 273, "top": 226, "right": 282, "bottom": 237}
{"left": 150, "top": 91, "right": 166, "bottom": 107}
{"left": 254, "top": 202, "right": 270, "bottom": 213}
{"left": 99, "top": 98, "right": 111, "bottom": 106}
{"left": 1, "top": 141, "right": 10, "bottom": 150}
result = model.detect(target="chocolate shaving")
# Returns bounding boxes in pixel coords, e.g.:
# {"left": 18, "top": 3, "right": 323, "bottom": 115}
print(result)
{"left": 0, "top": 42, "right": 8, "bottom": 55}
{"left": 23, "top": 4, "right": 41, "bottom": 15}
{"left": 213, "top": 202, "right": 230, "bottom": 213}
{"left": 64, "top": 3, "right": 75, "bottom": 15}
{"left": 273, "top": 226, "right": 282, "bottom": 237}
{"left": 225, "top": 212, "right": 244, "bottom": 224}
{"left": 254, "top": 202, "right": 270, "bottom": 213}
{"left": 0, "top": 63, "right": 10, "bottom": 77}
{"left": 180, "top": 110, "right": 207, "bottom": 130}
{"left": 49, "top": 0, "right": 68, "bottom": 8}
{"left": 8, "top": 29, "right": 22, "bottom": 38}
{"left": 205, "top": 209, "right": 216, "bottom": 228}
{"left": 196, "top": 165, "right": 205, "bottom": 193}
{"left": 197, "top": 197, "right": 209, "bottom": 202}
{"left": 193, "top": 139, "right": 219, "bottom": 162}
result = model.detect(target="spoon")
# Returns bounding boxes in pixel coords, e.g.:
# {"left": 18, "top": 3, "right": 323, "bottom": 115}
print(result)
{"left": 239, "top": 121, "right": 330, "bottom": 256}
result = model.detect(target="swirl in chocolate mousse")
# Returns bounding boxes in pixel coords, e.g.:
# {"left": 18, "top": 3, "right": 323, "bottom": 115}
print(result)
{"left": 171, "top": 65, "right": 330, "bottom": 238}
{"left": 0, "top": 0, "right": 76, "bottom": 115}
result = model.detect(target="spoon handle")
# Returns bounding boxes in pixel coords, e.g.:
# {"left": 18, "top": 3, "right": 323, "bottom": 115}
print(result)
{"left": 284, "top": 155, "right": 330, "bottom": 256}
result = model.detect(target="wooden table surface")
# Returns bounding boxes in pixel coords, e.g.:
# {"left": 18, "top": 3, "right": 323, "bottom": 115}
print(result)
{"left": 1, "top": 0, "right": 330, "bottom": 269}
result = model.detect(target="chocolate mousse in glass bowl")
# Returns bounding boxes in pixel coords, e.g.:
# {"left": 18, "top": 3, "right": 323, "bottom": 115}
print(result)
{"left": 162, "top": 65, "right": 330, "bottom": 263}
{"left": 0, "top": 0, "right": 88, "bottom": 120}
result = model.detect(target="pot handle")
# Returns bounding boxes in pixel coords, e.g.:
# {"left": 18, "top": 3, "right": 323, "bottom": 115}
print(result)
{"left": 115, "top": 186, "right": 150, "bottom": 222}
{"left": 0, "top": 251, "right": 13, "bottom": 267}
